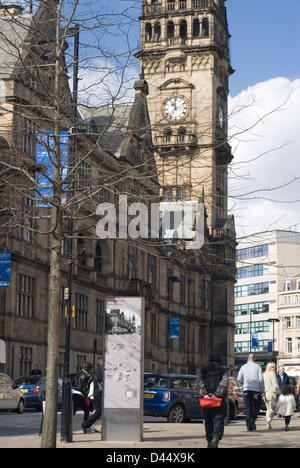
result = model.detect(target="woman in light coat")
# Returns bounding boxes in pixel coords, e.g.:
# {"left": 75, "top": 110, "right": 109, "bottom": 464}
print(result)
{"left": 263, "top": 362, "right": 281, "bottom": 429}
{"left": 276, "top": 385, "right": 297, "bottom": 431}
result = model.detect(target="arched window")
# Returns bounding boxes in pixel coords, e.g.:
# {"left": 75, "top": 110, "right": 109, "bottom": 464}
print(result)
{"left": 202, "top": 18, "right": 209, "bottom": 37}
{"left": 167, "top": 21, "right": 175, "bottom": 38}
{"left": 193, "top": 18, "right": 200, "bottom": 38}
{"left": 180, "top": 20, "right": 187, "bottom": 40}
{"left": 165, "top": 128, "right": 172, "bottom": 143}
{"left": 145, "top": 23, "right": 152, "bottom": 42}
{"left": 154, "top": 22, "right": 161, "bottom": 41}
{"left": 178, "top": 127, "right": 186, "bottom": 142}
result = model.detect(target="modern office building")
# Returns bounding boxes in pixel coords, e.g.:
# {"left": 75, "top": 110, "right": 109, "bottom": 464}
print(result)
{"left": 235, "top": 230, "right": 300, "bottom": 369}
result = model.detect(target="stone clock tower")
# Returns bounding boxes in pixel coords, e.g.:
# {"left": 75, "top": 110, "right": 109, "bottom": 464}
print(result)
{"left": 137, "top": 0, "right": 234, "bottom": 234}
{"left": 137, "top": 0, "right": 236, "bottom": 366}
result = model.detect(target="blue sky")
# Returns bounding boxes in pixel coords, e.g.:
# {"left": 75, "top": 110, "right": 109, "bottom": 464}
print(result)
{"left": 227, "top": 0, "right": 300, "bottom": 96}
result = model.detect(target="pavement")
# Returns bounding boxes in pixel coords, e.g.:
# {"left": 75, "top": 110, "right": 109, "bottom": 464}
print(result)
{"left": 1, "top": 416, "right": 300, "bottom": 449}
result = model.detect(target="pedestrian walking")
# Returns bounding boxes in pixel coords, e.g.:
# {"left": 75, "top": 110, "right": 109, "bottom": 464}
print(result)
{"left": 275, "top": 385, "right": 297, "bottom": 431}
{"left": 81, "top": 358, "right": 103, "bottom": 434}
{"left": 72, "top": 362, "right": 92, "bottom": 424}
{"left": 263, "top": 362, "right": 281, "bottom": 429}
{"left": 276, "top": 366, "right": 290, "bottom": 389}
{"left": 237, "top": 353, "right": 264, "bottom": 432}
{"left": 197, "top": 354, "right": 230, "bottom": 449}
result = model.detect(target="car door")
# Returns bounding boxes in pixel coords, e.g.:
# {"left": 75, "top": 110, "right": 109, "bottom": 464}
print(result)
{"left": 0, "top": 374, "right": 17, "bottom": 410}
{"left": 175, "top": 377, "right": 201, "bottom": 418}
{"left": 0, "top": 374, "right": 7, "bottom": 410}
{"left": 187, "top": 377, "right": 202, "bottom": 418}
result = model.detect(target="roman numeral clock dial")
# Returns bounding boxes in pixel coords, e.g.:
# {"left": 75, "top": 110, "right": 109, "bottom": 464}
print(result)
{"left": 164, "top": 97, "right": 187, "bottom": 121}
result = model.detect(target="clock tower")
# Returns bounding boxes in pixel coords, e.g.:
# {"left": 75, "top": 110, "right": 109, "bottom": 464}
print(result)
{"left": 137, "top": 0, "right": 234, "bottom": 233}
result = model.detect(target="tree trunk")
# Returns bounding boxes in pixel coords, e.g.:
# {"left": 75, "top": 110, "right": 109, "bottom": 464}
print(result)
{"left": 40, "top": 206, "right": 62, "bottom": 449}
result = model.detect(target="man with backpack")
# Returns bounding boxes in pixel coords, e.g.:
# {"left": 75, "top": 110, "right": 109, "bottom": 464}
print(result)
{"left": 81, "top": 358, "right": 103, "bottom": 434}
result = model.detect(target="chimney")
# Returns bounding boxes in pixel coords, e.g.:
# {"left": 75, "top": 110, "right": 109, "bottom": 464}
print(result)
{"left": 0, "top": 4, "right": 24, "bottom": 17}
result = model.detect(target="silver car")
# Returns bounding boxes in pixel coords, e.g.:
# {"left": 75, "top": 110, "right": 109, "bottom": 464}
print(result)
{"left": 0, "top": 373, "right": 26, "bottom": 413}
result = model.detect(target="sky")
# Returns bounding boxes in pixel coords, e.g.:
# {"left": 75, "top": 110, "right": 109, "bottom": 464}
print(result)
{"left": 226, "top": 0, "right": 300, "bottom": 237}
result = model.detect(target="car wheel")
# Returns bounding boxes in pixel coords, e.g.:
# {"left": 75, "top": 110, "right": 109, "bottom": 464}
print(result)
{"left": 17, "top": 399, "right": 25, "bottom": 414}
{"left": 168, "top": 404, "right": 185, "bottom": 423}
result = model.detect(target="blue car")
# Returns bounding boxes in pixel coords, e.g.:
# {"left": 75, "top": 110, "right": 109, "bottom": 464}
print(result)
{"left": 144, "top": 373, "right": 203, "bottom": 423}
{"left": 15, "top": 376, "right": 63, "bottom": 411}
{"left": 15, "top": 376, "right": 42, "bottom": 411}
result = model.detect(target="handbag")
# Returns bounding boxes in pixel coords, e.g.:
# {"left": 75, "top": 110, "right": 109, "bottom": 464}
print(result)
{"left": 199, "top": 397, "right": 223, "bottom": 408}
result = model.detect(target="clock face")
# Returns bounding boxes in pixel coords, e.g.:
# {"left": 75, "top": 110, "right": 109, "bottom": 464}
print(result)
{"left": 164, "top": 97, "right": 187, "bottom": 121}
{"left": 218, "top": 105, "right": 224, "bottom": 128}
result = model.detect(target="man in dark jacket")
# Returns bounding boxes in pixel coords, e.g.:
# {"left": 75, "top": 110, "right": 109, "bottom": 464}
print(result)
{"left": 197, "top": 354, "right": 230, "bottom": 448}
{"left": 277, "top": 366, "right": 290, "bottom": 389}
{"left": 72, "top": 362, "right": 92, "bottom": 424}
{"left": 81, "top": 358, "right": 103, "bottom": 434}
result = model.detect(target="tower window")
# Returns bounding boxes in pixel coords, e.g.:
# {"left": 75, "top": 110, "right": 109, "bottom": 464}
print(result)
{"left": 193, "top": 18, "right": 200, "bottom": 38}
{"left": 167, "top": 21, "right": 175, "bottom": 38}
{"left": 180, "top": 20, "right": 187, "bottom": 40}
{"left": 178, "top": 127, "right": 186, "bottom": 142}
{"left": 167, "top": 0, "right": 175, "bottom": 12}
{"left": 202, "top": 18, "right": 209, "bottom": 37}
{"left": 154, "top": 22, "right": 161, "bottom": 42}
{"left": 145, "top": 23, "right": 152, "bottom": 42}
{"left": 165, "top": 128, "right": 172, "bottom": 143}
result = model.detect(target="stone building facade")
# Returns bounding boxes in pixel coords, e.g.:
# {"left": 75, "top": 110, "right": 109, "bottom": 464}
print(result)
{"left": 0, "top": 0, "right": 235, "bottom": 379}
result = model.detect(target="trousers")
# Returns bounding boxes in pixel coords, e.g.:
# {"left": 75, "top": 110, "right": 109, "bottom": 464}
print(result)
{"left": 202, "top": 400, "right": 227, "bottom": 441}
{"left": 82, "top": 397, "right": 102, "bottom": 429}
{"left": 243, "top": 391, "right": 262, "bottom": 430}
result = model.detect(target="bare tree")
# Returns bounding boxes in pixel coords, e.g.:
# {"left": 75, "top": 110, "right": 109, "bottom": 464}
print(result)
{"left": 0, "top": 0, "right": 147, "bottom": 448}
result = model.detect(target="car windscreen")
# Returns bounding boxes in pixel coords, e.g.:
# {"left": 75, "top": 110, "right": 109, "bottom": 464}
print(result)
{"left": 144, "top": 375, "right": 169, "bottom": 389}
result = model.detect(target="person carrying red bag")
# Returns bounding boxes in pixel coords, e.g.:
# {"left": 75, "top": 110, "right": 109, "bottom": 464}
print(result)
{"left": 197, "top": 354, "right": 230, "bottom": 449}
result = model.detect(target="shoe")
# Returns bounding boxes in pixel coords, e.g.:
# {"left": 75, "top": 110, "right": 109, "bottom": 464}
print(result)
{"left": 210, "top": 436, "right": 219, "bottom": 448}
{"left": 285, "top": 425, "right": 289, "bottom": 432}
{"left": 266, "top": 422, "right": 272, "bottom": 430}
{"left": 91, "top": 425, "right": 101, "bottom": 433}
{"left": 250, "top": 419, "right": 257, "bottom": 431}
{"left": 81, "top": 424, "right": 87, "bottom": 434}
{"left": 207, "top": 440, "right": 212, "bottom": 448}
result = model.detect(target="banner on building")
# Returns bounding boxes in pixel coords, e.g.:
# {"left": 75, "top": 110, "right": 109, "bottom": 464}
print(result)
{"left": 170, "top": 316, "right": 180, "bottom": 339}
{"left": 252, "top": 332, "right": 259, "bottom": 349}
{"left": 0, "top": 252, "right": 11, "bottom": 288}
{"left": 268, "top": 341, "right": 273, "bottom": 355}
{"left": 36, "top": 131, "right": 69, "bottom": 206}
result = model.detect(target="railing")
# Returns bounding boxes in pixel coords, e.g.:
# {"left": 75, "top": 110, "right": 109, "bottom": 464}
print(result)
{"left": 143, "top": 0, "right": 217, "bottom": 16}
{"left": 154, "top": 133, "right": 198, "bottom": 150}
